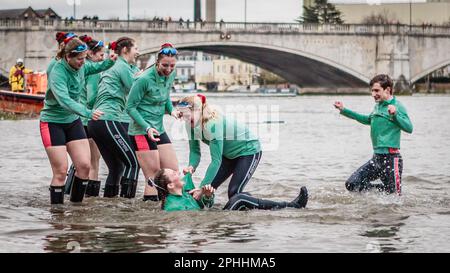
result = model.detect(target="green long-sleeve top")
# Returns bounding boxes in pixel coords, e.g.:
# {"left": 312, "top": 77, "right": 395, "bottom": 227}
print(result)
{"left": 93, "top": 56, "right": 140, "bottom": 122}
{"left": 80, "top": 59, "right": 102, "bottom": 126}
{"left": 126, "top": 65, "right": 175, "bottom": 135}
{"left": 46, "top": 57, "right": 57, "bottom": 76}
{"left": 164, "top": 173, "right": 215, "bottom": 212}
{"left": 40, "top": 58, "right": 115, "bottom": 123}
{"left": 187, "top": 115, "right": 261, "bottom": 187}
{"left": 340, "top": 96, "right": 413, "bottom": 154}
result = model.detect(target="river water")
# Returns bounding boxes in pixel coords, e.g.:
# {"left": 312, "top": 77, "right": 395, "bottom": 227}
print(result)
{"left": 0, "top": 95, "right": 449, "bottom": 253}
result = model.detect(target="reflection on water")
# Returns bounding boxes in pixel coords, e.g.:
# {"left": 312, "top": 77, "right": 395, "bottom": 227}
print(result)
{"left": 1, "top": 95, "right": 450, "bottom": 252}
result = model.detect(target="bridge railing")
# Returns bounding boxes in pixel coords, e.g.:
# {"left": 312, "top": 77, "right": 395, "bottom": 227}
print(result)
{"left": 1, "top": 19, "right": 450, "bottom": 36}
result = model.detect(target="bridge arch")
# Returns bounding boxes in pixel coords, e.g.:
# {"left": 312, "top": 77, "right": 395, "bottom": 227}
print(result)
{"left": 140, "top": 41, "right": 370, "bottom": 87}
{"left": 410, "top": 59, "right": 450, "bottom": 84}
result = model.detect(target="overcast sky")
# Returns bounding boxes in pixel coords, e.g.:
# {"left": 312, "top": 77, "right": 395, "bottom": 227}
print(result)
{"left": 1, "top": 0, "right": 303, "bottom": 22}
{"left": 0, "top": 0, "right": 429, "bottom": 21}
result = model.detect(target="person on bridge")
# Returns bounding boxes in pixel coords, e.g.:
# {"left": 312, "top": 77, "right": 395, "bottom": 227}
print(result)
{"left": 88, "top": 37, "right": 142, "bottom": 199}
{"left": 125, "top": 43, "right": 181, "bottom": 202}
{"left": 9, "top": 58, "right": 33, "bottom": 92}
{"left": 334, "top": 74, "right": 413, "bottom": 195}
{"left": 40, "top": 37, "right": 117, "bottom": 205}
{"left": 152, "top": 168, "right": 308, "bottom": 211}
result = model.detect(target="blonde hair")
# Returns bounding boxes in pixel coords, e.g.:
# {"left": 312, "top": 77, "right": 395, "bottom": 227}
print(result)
{"left": 179, "top": 95, "right": 218, "bottom": 128}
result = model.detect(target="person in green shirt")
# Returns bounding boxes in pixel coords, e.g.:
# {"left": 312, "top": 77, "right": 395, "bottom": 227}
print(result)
{"left": 73, "top": 34, "right": 108, "bottom": 197}
{"left": 46, "top": 32, "right": 78, "bottom": 80}
{"left": 88, "top": 37, "right": 142, "bottom": 199}
{"left": 176, "top": 94, "right": 303, "bottom": 205}
{"left": 126, "top": 43, "right": 181, "bottom": 202}
{"left": 153, "top": 168, "right": 308, "bottom": 211}
{"left": 334, "top": 74, "right": 413, "bottom": 195}
{"left": 39, "top": 37, "right": 116, "bottom": 205}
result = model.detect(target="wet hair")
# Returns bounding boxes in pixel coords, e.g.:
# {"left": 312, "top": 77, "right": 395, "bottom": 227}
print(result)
{"left": 56, "top": 37, "right": 86, "bottom": 60}
{"left": 109, "top": 37, "right": 135, "bottom": 55}
{"left": 178, "top": 94, "right": 218, "bottom": 128}
{"left": 80, "top": 34, "right": 104, "bottom": 54}
{"left": 153, "top": 169, "right": 170, "bottom": 209}
{"left": 370, "top": 74, "right": 393, "bottom": 94}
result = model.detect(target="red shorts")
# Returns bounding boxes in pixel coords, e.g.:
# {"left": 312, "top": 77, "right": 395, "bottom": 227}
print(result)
{"left": 130, "top": 132, "right": 171, "bottom": 151}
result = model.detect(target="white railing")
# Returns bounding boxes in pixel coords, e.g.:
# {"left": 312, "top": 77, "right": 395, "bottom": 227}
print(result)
{"left": 0, "top": 19, "right": 449, "bottom": 36}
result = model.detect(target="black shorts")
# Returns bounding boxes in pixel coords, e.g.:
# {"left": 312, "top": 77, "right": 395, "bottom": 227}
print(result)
{"left": 130, "top": 132, "right": 171, "bottom": 151}
{"left": 83, "top": 125, "right": 90, "bottom": 138}
{"left": 40, "top": 118, "right": 87, "bottom": 148}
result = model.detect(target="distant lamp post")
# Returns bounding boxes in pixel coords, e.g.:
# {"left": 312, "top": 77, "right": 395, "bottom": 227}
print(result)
{"left": 244, "top": 0, "right": 247, "bottom": 25}
{"left": 409, "top": 0, "right": 412, "bottom": 31}
{"left": 127, "top": 0, "right": 130, "bottom": 27}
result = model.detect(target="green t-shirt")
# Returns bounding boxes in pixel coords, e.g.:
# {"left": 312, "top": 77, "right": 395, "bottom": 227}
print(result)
{"left": 126, "top": 65, "right": 175, "bottom": 135}
{"left": 40, "top": 58, "right": 114, "bottom": 123}
{"left": 93, "top": 56, "right": 140, "bottom": 122}
{"left": 163, "top": 173, "right": 215, "bottom": 212}
{"left": 188, "top": 115, "right": 261, "bottom": 187}
{"left": 341, "top": 96, "right": 413, "bottom": 154}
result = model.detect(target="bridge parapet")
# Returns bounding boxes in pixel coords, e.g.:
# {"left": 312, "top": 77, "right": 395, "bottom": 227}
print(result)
{"left": 1, "top": 19, "right": 450, "bottom": 36}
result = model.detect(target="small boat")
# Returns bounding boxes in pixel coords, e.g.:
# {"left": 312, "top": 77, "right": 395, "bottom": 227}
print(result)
{"left": 0, "top": 89, "right": 44, "bottom": 117}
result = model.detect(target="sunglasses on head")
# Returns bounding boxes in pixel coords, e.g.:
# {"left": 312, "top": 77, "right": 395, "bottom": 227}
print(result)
{"left": 176, "top": 101, "right": 192, "bottom": 109}
{"left": 158, "top": 47, "right": 178, "bottom": 56}
{"left": 71, "top": 43, "right": 88, "bottom": 53}
{"left": 92, "top": 40, "right": 104, "bottom": 49}
{"left": 66, "top": 32, "right": 76, "bottom": 39}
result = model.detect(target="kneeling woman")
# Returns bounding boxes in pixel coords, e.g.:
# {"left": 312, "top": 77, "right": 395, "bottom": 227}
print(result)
{"left": 154, "top": 168, "right": 308, "bottom": 211}
{"left": 178, "top": 95, "right": 262, "bottom": 200}
{"left": 40, "top": 37, "right": 115, "bottom": 204}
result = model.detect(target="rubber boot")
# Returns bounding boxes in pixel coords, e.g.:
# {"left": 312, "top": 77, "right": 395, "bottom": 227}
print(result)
{"left": 49, "top": 185, "right": 65, "bottom": 204}
{"left": 85, "top": 180, "right": 101, "bottom": 197}
{"left": 70, "top": 176, "right": 88, "bottom": 202}
{"left": 120, "top": 177, "right": 138, "bottom": 198}
{"left": 104, "top": 184, "right": 119, "bottom": 198}
{"left": 290, "top": 186, "right": 308, "bottom": 208}
{"left": 64, "top": 165, "right": 76, "bottom": 195}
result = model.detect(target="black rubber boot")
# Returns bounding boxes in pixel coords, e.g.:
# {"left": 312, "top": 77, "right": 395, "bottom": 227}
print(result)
{"left": 291, "top": 186, "right": 308, "bottom": 208}
{"left": 85, "top": 180, "right": 101, "bottom": 197}
{"left": 49, "top": 185, "right": 65, "bottom": 204}
{"left": 104, "top": 184, "right": 119, "bottom": 198}
{"left": 70, "top": 176, "right": 88, "bottom": 203}
{"left": 120, "top": 177, "right": 138, "bottom": 198}
{"left": 64, "top": 165, "right": 76, "bottom": 195}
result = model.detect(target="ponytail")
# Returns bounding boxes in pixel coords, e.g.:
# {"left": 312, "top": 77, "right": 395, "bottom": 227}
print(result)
{"left": 80, "top": 34, "right": 104, "bottom": 54}
{"left": 153, "top": 169, "right": 170, "bottom": 210}
{"left": 109, "top": 37, "right": 135, "bottom": 55}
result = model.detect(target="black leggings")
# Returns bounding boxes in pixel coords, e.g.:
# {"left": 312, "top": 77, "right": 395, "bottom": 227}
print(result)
{"left": 88, "top": 120, "right": 139, "bottom": 187}
{"left": 211, "top": 151, "right": 262, "bottom": 198}
{"left": 346, "top": 154, "right": 403, "bottom": 194}
{"left": 223, "top": 192, "right": 294, "bottom": 211}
